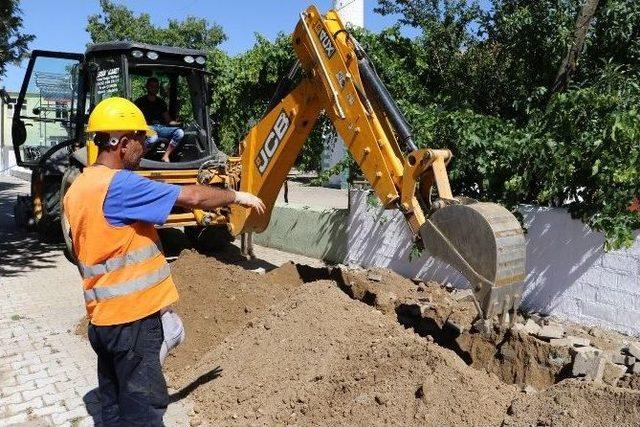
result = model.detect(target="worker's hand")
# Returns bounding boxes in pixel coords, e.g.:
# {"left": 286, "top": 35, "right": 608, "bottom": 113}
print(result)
{"left": 233, "top": 191, "right": 266, "bottom": 215}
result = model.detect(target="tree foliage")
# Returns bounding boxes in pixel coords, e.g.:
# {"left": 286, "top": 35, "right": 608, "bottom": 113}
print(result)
{"left": 86, "top": 0, "right": 226, "bottom": 49}
{"left": 0, "top": 0, "right": 34, "bottom": 77}
{"left": 84, "top": 0, "right": 640, "bottom": 247}
{"left": 371, "top": 0, "right": 640, "bottom": 248}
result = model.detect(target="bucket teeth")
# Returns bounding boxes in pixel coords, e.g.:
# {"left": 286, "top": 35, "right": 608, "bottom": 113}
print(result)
{"left": 419, "top": 202, "right": 526, "bottom": 320}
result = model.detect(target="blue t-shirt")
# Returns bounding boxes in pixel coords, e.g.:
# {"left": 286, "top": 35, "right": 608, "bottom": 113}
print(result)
{"left": 103, "top": 170, "right": 181, "bottom": 226}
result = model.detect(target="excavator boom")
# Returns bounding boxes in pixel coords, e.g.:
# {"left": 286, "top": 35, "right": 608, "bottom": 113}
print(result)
{"left": 223, "top": 5, "right": 526, "bottom": 321}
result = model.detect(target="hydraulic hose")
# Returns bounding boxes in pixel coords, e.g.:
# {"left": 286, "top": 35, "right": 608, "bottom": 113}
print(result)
{"left": 354, "top": 43, "right": 418, "bottom": 153}
{"left": 264, "top": 60, "right": 301, "bottom": 116}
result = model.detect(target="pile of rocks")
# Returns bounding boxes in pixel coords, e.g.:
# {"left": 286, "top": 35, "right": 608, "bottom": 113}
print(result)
{"left": 514, "top": 315, "right": 640, "bottom": 386}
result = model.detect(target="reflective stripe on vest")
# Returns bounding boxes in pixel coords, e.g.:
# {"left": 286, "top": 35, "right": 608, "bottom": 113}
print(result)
{"left": 78, "top": 241, "right": 162, "bottom": 279}
{"left": 84, "top": 263, "right": 171, "bottom": 303}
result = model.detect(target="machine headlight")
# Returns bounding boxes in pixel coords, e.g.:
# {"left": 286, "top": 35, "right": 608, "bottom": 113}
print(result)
{"left": 146, "top": 51, "right": 159, "bottom": 60}
{"left": 131, "top": 50, "right": 143, "bottom": 58}
{"left": 184, "top": 55, "right": 195, "bottom": 64}
{"left": 195, "top": 56, "right": 206, "bottom": 65}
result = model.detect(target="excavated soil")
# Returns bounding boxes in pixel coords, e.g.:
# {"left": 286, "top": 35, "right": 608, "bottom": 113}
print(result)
{"left": 164, "top": 252, "right": 640, "bottom": 426}
{"left": 73, "top": 246, "right": 640, "bottom": 425}
{"left": 504, "top": 379, "right": 640, "bottom": 426}
{"left": 339, "top": 267, "right": 572, "bottom": 390}
{"left": 185, "top": 281, "right": 517, "bottom": 425}
{"left": 165, "top": 250, "right": 328, "bottom": 377}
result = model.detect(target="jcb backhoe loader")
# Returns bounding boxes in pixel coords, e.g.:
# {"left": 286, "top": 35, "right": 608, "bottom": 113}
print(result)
{"left": 12, "top": 5, "right": 525, "bottom": 322}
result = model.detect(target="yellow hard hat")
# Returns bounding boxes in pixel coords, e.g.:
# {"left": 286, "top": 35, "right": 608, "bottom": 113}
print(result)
{"left": 87, "top": 97, "right": 154, "bottom": 136}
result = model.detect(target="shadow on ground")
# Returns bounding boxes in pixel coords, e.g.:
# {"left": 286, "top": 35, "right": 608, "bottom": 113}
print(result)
{"left": 82, "top": 366, "right": 222, "bottom": 424}
{"left": 0, "top": 179, "right": 65, "bottom": 278}
{"left": 1, "top": 177, "right": 276, "bottom": 278}
{"left": 169, "top": 366, "right": 222, "bottom": 403}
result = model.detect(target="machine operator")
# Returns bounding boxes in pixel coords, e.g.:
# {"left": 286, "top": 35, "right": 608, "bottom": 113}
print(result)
{"left": 135, "top": 77, "right": 184, "bottom": 162}
{"left": 63, "top": 97, "right": 265, "bottom": 426}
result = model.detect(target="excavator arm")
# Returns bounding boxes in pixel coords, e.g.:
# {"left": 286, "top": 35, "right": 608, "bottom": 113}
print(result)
{"left": 225, "top": 6, "right": 526, "bottom": 321}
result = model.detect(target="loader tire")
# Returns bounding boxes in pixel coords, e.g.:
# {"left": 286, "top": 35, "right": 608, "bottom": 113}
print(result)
{"left": 60, "top": 165, "right": 82, "bottom": 264}
{"left": 185, "top": 225, "right": 235, "bottom": 253}
{"left": 14, "top": 195, "right": 34, "bottom": 229}
{"left": 31, "top": 167, "right": 63, "bottom": 243}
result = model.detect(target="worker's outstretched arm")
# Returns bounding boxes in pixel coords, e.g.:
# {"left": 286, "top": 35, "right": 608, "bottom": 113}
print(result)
{"left": 176, "top": 185, "right": 265, "bottom": 214}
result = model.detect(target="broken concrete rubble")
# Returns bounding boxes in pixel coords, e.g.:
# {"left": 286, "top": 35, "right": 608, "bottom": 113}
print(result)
{"left": 567, "top": 336, "right": 590, "bottom": 347}
{"left": 627, "top": 342, "right": 640, "bottom": 359}
{"left": 602, "top": 361, "right": 627, "bottom": 386}
{"left": 548, "top": 336, "right": 589, "bottom": 348}
{"left": 528, "top": 313, "right": 544, "bottom": 324}
{"left": 366, "top": 271, "right": 383, "bottom": 282}
{"left": 452, "top": 288, "right": 474, "bottom": 302}
{"left": 522, "top": 319, "right": 541, "bottom": 335}
{"left": 571, "top": 347, "right": 606, "bottom": 380}
{"left": 537, "top": 323, "right": 565, "bottom": 340}
{"left": 549, "top": 338, "right": 573, "bottom": 347}
{"left": 609, "top": 353, "right": 636, "bottom": 367}
{"left": 609, "top": 353, "right": 626, "bottom": 365}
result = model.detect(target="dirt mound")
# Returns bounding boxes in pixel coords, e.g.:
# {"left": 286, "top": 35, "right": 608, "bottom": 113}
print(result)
{"left": 184, "top": 280, "right": 518, "bottom": 426}
{"left": 69, "top": 244, "right": 640, "bottom": 426}
{"left": 166, "top": 251, "right": 322, "bottom": 376}
{"left": 146, "top": 251, "right": 640, "bottom": 426}
{"left": 503, "top": 379, "right": 640, "bottom": 426}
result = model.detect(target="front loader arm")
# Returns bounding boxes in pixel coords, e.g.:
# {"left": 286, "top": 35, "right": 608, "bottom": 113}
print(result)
{"left": 230, "top": 5, "right": 526, "bottom": 322}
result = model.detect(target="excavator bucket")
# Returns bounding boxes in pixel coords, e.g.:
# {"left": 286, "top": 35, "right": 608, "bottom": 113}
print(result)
{"left": 419, "top": 202, "right": 526, "bottom": 321}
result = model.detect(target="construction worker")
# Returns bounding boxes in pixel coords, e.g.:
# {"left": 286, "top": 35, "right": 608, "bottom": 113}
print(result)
{"left": 63, "top": 97, "right": 265, "bottom": 426}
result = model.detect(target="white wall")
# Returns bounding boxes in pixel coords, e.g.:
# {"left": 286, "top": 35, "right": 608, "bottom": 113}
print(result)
{"left": 346, "top": 189, "right": 640, "bottom": 336}
{"left": 346, "top": 190, "right": 469, "bottom": 285}
{"left": 1, "top": 147, "right": 17, "bottom": 175}
{"left": 520, "top": 205, "right": 640, "bottom": 335}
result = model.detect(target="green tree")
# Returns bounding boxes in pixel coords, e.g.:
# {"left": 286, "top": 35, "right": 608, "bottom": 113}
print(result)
{"left": 0, "top": 0, "right": 34, "bottom": 77}
{"left": 208, "top": 33, "right": 295, "bottom": 154}
{"left": 86, "top": 0, "right": 226, "bottom": 49}
{"left": 367, "top": 0, "right": 640, "bottom": 247}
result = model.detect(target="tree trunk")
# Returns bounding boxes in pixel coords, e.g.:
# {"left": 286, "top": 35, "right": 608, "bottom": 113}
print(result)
{"left": 550, "top": 0, "right": 600, "bottom": 95}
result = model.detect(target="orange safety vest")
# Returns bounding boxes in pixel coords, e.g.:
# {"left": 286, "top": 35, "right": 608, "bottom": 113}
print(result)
{"left": 63, "top": 165, "right": 178, "bottom": 326}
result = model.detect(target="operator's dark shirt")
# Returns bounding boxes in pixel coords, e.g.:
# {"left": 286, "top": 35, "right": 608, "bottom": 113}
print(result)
{"left": 134, "top": 96, "right": 168, "bottom": 125}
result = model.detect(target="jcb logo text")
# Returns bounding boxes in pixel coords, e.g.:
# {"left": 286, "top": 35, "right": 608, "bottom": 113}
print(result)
{"left": 255, "top": 110, "right": 290, "bottom": 174}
